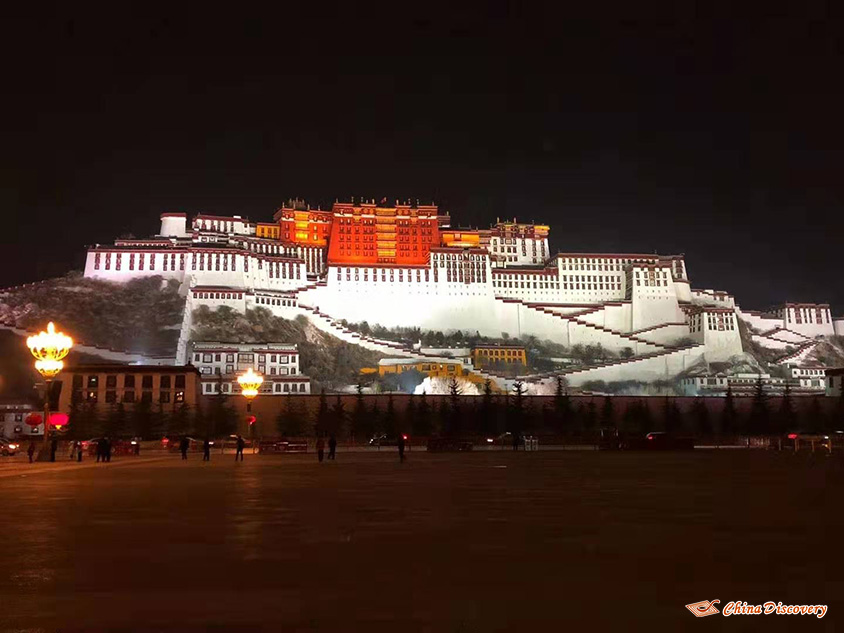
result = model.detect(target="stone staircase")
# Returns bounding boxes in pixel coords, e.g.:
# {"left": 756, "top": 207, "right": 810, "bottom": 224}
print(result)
{"left": 498, "top": 297, "right": 668, "bottom": 354}
{"left": 774, "top": 340, "right": 820, "bottom": 366}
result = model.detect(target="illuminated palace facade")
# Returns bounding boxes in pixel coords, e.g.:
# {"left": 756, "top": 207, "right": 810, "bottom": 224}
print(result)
{"left": 84, "top": 199, "right": 844, "bottom": 386}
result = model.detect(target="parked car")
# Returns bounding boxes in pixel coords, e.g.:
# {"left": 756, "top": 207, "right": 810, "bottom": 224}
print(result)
{"left": 619, "top": 432, "right": 694, "bottom": 451}
{"left": 369, "top": 434, "right": 410, "bottom": 448}
{"left": 0, "top": 439, "right": 19, "bottom": 456}
{"left": 427, "top": 437, "right": 473, "bottom": 452}
{"left": 162, "top": 436, "right": 211, "bottom": 452}
{"left": 84, "top": 438, "right": 136, "bottom": 456}
{"left": 784, "top": 432, "right": 830, "bottom": 451}
{"left": 486, "top": 432, "right": 521, "bottom": 448}
{"left": 259, "top": 440, "right": 307, "bottom": 454}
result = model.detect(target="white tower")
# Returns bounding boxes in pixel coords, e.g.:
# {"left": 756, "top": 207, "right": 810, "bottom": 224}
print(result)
{"left": 160, "top": 212, "right": 188, "bottom": 237}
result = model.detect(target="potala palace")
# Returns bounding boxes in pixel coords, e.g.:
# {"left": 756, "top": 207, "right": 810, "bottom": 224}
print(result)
{"left": 82, "top": 199, "right": 844, "bottom": 391}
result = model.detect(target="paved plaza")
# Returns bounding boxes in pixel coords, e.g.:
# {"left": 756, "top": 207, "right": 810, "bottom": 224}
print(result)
{"left": 2, "top": 449, "right": 843, "bottom": 631}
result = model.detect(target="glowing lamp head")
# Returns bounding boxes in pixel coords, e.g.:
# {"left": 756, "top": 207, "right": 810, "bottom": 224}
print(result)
{"left": 27, "top": 322, "right": 73, "bottom": 379}
{"left": 50, "top": 413, "right": 69, "bottom": 429}
{"left": 237, "top": 368, "right": 264, "bottom": 400}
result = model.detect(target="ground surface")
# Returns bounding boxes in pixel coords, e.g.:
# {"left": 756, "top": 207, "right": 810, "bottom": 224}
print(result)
{"left": 1, "top": 449, "right": 842, "bottom": 632}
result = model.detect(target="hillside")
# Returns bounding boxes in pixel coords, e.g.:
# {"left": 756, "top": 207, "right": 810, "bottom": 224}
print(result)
{"left": 0, "top": 273, "right": 184, "bottom": 356}
{"left": 191, "top": 306, "right": 384, "bottom": 390}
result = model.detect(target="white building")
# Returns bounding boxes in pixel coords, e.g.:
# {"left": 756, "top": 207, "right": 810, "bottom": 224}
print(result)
{"left": 0, "top": 402, "right": 37, "bottom": 439}
{"left": 190, "top": 342, "right": 311, "bottom": 396}
{"left": 79, "top": 201, "right": 841, "bottom": 387}
{"left": 681, "top": 372, "right": 815, "bottom": 397}
{"left": 827, "top": 368, "right": 844, "bottom": 397}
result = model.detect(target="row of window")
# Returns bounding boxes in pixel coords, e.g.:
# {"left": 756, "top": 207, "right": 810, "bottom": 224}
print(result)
{"left": 73, "top": 374, "right": 186, "bottom": 389}
{"left": 493, "top": 280, "right": 561, "bottom": 290}
{"left": 256, "top": 296, "right": 296, "bottom": 307}
{"left": 199, "top": 364, "right": 297, "bottom": 376}
{"left": 194, "top": 291, "right": 243, "bottom": 301}
{"left": 194, "top": 352, "right": 294, "bottom": 364}
{"left": 337, "top": 268, "right": 432, "bottom": 283}
{"left": 94, "top": 252, "right": 186, "bottom": 272}
{"left": 202, "top": 382, "right": 308, "bottom": 394}
{"left": 79, "top": 389, "right": 186, "bottom": 404}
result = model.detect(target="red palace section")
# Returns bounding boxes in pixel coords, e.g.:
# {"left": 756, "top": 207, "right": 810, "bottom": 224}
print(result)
{"left": 325, "top": 201, "right": 443, "bottom": 266}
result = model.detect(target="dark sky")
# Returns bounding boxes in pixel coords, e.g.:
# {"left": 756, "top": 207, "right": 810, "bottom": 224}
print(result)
{"left": 3, "top": 5, "right": 842, "bottom": 312}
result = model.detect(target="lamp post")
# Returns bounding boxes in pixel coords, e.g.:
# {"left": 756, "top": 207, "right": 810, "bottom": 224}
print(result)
{"left": 237, "top": 368, "right": 263, "bottom": 451}
{"left": 26, "top": 322, "right": 73, "bottom": 458}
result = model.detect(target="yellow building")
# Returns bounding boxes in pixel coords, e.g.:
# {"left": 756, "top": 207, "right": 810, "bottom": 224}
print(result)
{"left": 362, "top": 358, "right": 505, "bottom": 392}
{"left": 472, "top": 345, "right": 527, "bottom": 368}
{"left": 256, "top": 223, "right": 280, "bottom": 239}
{"left": 377, "top": 359, "right": 466, "bottom": 378}
{"left": 55, "top": 365, "right": 203, "bottom": 417}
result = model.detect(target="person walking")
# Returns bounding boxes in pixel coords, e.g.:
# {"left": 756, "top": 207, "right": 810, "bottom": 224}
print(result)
{"left": 397, "top": 434, "right": 406, "bottom": 463}
{"left": 203, "top": 438, "right": 211, "bottom": 462}
{"left": 27, "top": 442, "right": 35, "bottom": 463}
{"left": 316, "top": 435, "right": 325, "bottom": 463}
{"left": 328, "top": 433, "right": 337, "bottom": 461}
{"left": 179, "top": 436, "right": 189, "bottom": 461}
{"left": 96, "top": 439, "right": 103, "bottom": 463}
{"left": 49, "top": 438, "right": 57, "bottom": 463}
{"left": 235, "top": 435, "right": 245, "bottom": 462}
{"left": 76, "top": 440, "right": 83, "bottom": 462}
{"left": 512, "top": 432, "right": 520, "bottom": 452}
{"left": 104, "top": 437, "right": 112, "bottom": 463}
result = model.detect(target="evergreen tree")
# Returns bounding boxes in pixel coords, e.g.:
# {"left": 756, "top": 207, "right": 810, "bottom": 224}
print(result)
{"left": 581, "top": 399, "right": 597, "bottom": 432}
{"left": 691, "top": 398, "right": 711, "bottom": 436}
{"left": 369, "top": 400, "right": 382, "bottom": 436}
{"left": 383, "top": 394, "right": 397, "bottom": 437}
{"left": 405, "top": 394, "right": 417, "bottom": 436}
{"left": 747, "top": 376, "right": 769, "bottom": 434}
{"left": 315, "top": 389, "right": 330, "bottom": 435}
{"left": 776, "top": 382, "right": 794, "bottom": 434}
{"left": 446, "top": 377, "right": 462, "bottom": 435}
{"left": 67, "top": 392, "right": 89, "bottom": 440}
{"left": 621, "top": 401, "right": 638, "bottom": 434}
{"left": 507, "top": 381, "right": 527, "bottom": 436}
{"left": 435, "top": 398, "right": 448, "bottom": 435}
{"left": 721, "top": 386, "right": 738, "bottom": 437}
{"left": 132, "top": 398, "right": 157, "bottom": 439}
{"left": 553, "top": 376, "right": 572, "bottom": 435}
{"left": 479, "top": 380, "right": 497, "bottom": 436}
{"left": 662, "top": 397, "right": 680, "bottom": 434}
{"left": 277, "top": 396, "right": 307, "bottom": 437}
{"left": 207, "top": 395, "right": 238, "bottom": 438}
{"left": 170, "top": 402, "right": 192, "bottom": 436}
{"left": 110, "top": 402, "right": 130, "bottom": 438}
{"left": 414, "top": 391, "right": 432, "bottom": 436}
{"left": 600, "top": 396, "right": 614, "bottom": 429}
{"left": 352, "top": 389, "right": 372, "bottom": 441}
{"left": 804, "top": 397, "right": 825, "bottom": 433}
{"left": 329, "top": 396, "right": 347, "bottom": 436}
{"left": 150, "top": 403, "right": 168, "bottom": 439}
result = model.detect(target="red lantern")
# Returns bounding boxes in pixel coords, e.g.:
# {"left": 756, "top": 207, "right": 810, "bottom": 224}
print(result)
{"left": 50, "top": 413, "right": 69, "bottom": 429}
{"left": 25, "top": 413, "right": 43, "bottom": 427}
{"left": 247, "top": 415, "right": 256, "bottom": 426}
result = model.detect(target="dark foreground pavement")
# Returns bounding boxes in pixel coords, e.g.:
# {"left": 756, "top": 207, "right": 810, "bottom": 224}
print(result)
{"left": 1, "top": 450, "right": 843, "bottom": 631}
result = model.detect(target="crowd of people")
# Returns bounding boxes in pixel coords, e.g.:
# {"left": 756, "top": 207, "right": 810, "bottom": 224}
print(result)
{"left": 22, "top": 432, "right": 411, "bottom": 465}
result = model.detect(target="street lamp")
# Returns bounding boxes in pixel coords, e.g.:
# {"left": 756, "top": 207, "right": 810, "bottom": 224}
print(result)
{"left": 237, "top": 368, "right": 263, "bottom": 449}
{"left": 26, "top": 322, "right": 73, "bottom": 455}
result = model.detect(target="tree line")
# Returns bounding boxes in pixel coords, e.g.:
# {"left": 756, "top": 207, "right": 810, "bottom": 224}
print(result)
{"left": 65, "top": 376, "right": 844, "bottom": 441}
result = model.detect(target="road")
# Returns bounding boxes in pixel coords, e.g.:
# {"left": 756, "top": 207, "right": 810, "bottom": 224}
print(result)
{"left": 1, "top": 449, "right": 842, "bottom": 631}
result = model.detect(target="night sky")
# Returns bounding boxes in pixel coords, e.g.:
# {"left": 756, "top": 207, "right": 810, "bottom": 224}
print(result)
{"left": 3, "top": 6, "right": 842, "bottom": 313}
